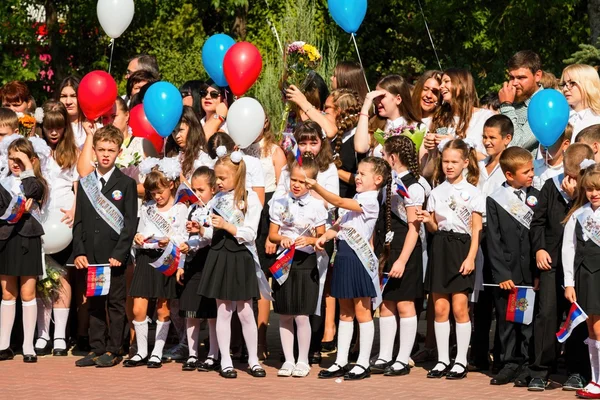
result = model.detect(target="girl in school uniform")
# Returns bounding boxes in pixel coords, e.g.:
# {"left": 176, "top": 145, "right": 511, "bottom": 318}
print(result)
{"left": 269, "top": 153, "right": 327, "bottom": 378}
{"left": 176, "top": 166, "right": 219, "bottom": 372}
{"left": 125, "top": 157, "right": 189, "bottom": 369}
{"left": 372, "top": 135, "right": 425, "bottom": 376}
{"left": 307, "top": 156, "right": 390, "bottom": 381}
{"left": 197, "top": 151, "right": 270, "bottom": 379}
{"left": 417, "top": 138, "right": 484, "bottom": 380}
{"left": 0, "top": 137, "right": 49, "bottom": 362}
{"left": 563, "top": 163, "right": 600, "bottom": 399}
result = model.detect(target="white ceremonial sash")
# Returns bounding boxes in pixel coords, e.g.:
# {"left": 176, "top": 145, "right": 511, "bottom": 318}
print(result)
{"left": 337, "top": 226, "right": 382, "bottom": 309}
{"left": 577, "top": 207, "right": 600, "bottom": 248}
{"left": 79, "top": 173, "right": 124, "bottom": 234}
{"left": 314, "top": 250, "right": 330, "bottom": 316}
{"left": 552, "top": 173, "right": 571, "bottom": 203}
{"left": 144, "top": 204, "right": 186, "bottom": 266}
{"left": 212, "top": 193, "right": 273, "bottom": 301}
{"left": 447, "top": 194, "right": 473, "bottom": 232}
{"left": 490, "top": 186, "right": 533, "bottom": 229}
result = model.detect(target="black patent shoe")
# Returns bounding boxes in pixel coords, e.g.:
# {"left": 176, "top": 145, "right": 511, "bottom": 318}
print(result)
{"left": 309, "top": 351, "right": 322, "bottom": 366}
{"left": 383, "top": 361, "right": 410, "bottom": 376}
{"left": 197, "top": 357, "right": 220, "bottom": 372}
{"left": 446, "top": 362, "right": 468, "bottom": 380}
{"left": 123, "top": 355, "right": 148, "bottom": 367}
{"left": 52, "top": 339, "right": 68, "bottom": 356}
{"left": 370, "top": 358, "right": 392, "bottom": 374}
{"left": 344, "top": 364, "right": 371, "bottom": 380}
{"left": 321, "top": 341, "right": 336, "bottom": 353}
{"left": 0, "top": 348, "right": 15, "bottom": 361}
{"left": 247, "top": 364, "right": 267, "bottom": 377}
{"left": 34, "top": 338, "right": 52, "bottom": 356}
{"left": 147, "top": 355, "right": 162, "bottom": 369}
{"left": 318, "top": 363, "right": 347, "bottom": 379}
{"left": 220, "top": 367, "right": 237, "bottom": 379}
{"left": 427, "top": 362, "right": 449, "bottom": 378}
{"left": 23, "top": 354, "right": 38, "bottom": 363}
{"left": 182, "top": 356, "right": 198, "bottom": 371}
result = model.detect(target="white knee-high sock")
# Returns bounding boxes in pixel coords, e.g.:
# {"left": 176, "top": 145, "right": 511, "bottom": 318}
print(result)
{"left": 434, "top": 320, "right": 451, "bottom": 370}
{"left": 586, "top": 338, "right": 599, "bottom": 383}
{"left": 186, "top": 318, "right": 200, "bottom": 358}
{"left": 451, "top": 321, "right": 471, "bottom": 373}
{"left": 396, "top": 316, "right": 418, "bottom": 366}
{"left": 216, "top": 300, "right": 234, "bottom": 369}
{"left": 35, "top": 300, "right": 51, "bottom": 349}
{"left": 279, "top": 315, "right": 295, "bottom": 364}
{"left": 377, "top": 315, "right": 397, "bottom": 362}
{"left": 132, "top": 319, "right": 149, "bottom": 359}
{"left": 207, "top": 318, "right": 219, "bottom": 360}
{"left": 151, "top": 320, "right": 171, "bottom": 358}
{"left": 53, "top": 308, "right": 70, "bottom": 349}
{"left": 349, "top": 321, "right": 374, "bottom": 374}
{"left": 22, "top": 299, "right": 37, "bottom": 355}
{"left": 0, "top": 300, "right": 16, "bottom": 350}
{"left": 295, "top": 315, "right": 311, "bottom": 365}
{"left": 328, "top": 320, "right": 353, "bottom": 371}
{"left": 236, "top": 300, "right": 259, "bottom": 367}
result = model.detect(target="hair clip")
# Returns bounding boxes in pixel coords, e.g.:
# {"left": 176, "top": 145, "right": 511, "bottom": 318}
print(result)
{"left": 139, "top": 157, "right": 160, "bottom": 175}
{"left": 27, "top": 136, "right": 51, "bottom": 174}
{"left": 34, "top": 108, "right": 44, "bottom": 124}
{"left": 580, "top": 159, "right": 596, "bottom": 170}
{"left": 216, "top": 145, "right": 228, "bottom": 159}
{"left": 437, "top": 138, "right": 451, "bottom": 152}
{"left": 230, "top": 150, "right": 243, "bottom": 164}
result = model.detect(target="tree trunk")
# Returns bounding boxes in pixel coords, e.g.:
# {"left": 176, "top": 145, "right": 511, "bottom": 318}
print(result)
{"left": 45, "top": 0, "right": 67, "bottom": 86}
{"left": 590, "top": 0, "right": 600, "bottom": 44}
{"left": 231, "top": 4, "right": 248, "bottom": 41}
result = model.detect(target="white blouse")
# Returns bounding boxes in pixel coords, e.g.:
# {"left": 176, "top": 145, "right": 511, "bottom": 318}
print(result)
{"left": 477, "top": 158, "right": 506, "bottom": 197}
{"left": 269, "top": 192, "right": 327, "bottom": 253}
{"left": 45, "top": 156, "right": 78, "bottom": 212}
{"left": 187, "top": 203, "right": 214, "bottom": 251}
{"left": 339, "top": 190, "right": 380, "bottom": 242}
{"left": 426, "top": 179, "right": 485, "bottom": 235}
{"left": 569, "top": 108, "right": 600, "bottom": 142}
{"left": 533, "top": 159, "right": 563, "bottom": 190}
{"left": 385, "top": 170, "right": 425, "bottom": 209}
{"left": 211, "top": 190, "right": 262, "bottom": 244}
{"left": 137, "top": 201, "right": 189, "bottom": 248}
{"left": 562, "top": 204, "right": 600, "bottom": 287}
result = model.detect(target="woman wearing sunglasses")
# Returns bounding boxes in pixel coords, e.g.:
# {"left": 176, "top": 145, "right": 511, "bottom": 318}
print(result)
{"left": 198, "top": 80, "right": 234, "bottom": 141}
{"left": 560, "top": 64, "right": 600, "bottom": 143}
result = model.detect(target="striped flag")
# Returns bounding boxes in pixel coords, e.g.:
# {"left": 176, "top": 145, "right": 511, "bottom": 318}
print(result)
{"left": 150, "top": 242, "right": 183, "bottom": 276}
{"left": 269, "top": 244, "right": 295, "bottom": 285}
{"left": 395, "top": 179, "right": 410, "bottom": 199}
{"left": 293, "top": 143, "right": 302, "bottom": 166}
{"left": 556, "top": 302, "right": 588, "bottom": 343}
{"left": 380, "top": 272, "right": 390, "bottom": 291}
{"left": 0, "top": 194, "right": 26, "bottom": 224}
{"left": 86, "top": 266, "right": 111, "bottom": 297}
{"left": 506, "top": 287, "right": 536, "bottom": 325}
{"left": 175, "top": 182, "right": 200, "bottom": 205}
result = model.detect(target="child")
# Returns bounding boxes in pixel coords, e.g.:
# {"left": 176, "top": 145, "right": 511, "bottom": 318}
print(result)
{"left": 417, "top": 138, "right": 484, "bottom": 380}
{"left": 177, "top": 167, "right": 219, "bottom": 372}
{"left": 72, "top": 126, "right": 138, "bottom": 368}
{"left": 533, "top": 124, "right": 571, "bottom": 190}
{"left": 269, "top": 153, "right": 327, "bottom": 378}
{"left": 577, "top": 125, "right": 600, "bottom": 163}
{"left": 35, "top": 100, "right": 79, "bottom": 357}
{"left": 563, "top": 163, "right": 600, "bottom": 399}
{"left": 486, "top": 147, "right": 539, "bottom": 386}
{"left": 0, "top": 137, "right": 49, "bottom": 362}
{"left": 372, "top": 135, "right": 425, "bottom": 376}
{"left": 125, "top": 157, "right": 188, "bottom": 369}
{"left": 528, "top": 144, "right": 595, "bottom": 391}
{"left": 307, "top": 157, "right": 390, "bottom": 380}
{"left": 197, "top": 151, "right": 270, "bottom": 379}
{"left": 0, "top": 108, "right": 19, "bottom": 178}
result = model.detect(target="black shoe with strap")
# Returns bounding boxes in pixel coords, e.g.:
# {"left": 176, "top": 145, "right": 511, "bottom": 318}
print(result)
{"left": 147, "top": 355, "right": 162, "bottom": 369}
{"left": 220, "top": 366, "right": 237, "bottom": 379}
{"left": 52, "top": 339, "right": 68, "bottom": 356}
{"left": 23, "top": 354, "right": 38, "bottom": 363}
{"left": 34, "top": 337, "right": 52, "bottom": 356}
{"left": 197, "top": 357, "right": 220, "bottom": 372}
{"left": 0, "top": 348, "right": 15, "bottom": 361}
{"left": 427, "top": 362, "right": 450, "bottom": 378}
{"left": 182, "top": 356, "right": 198, "bottom": 371}
{"left": 123, "top": 354, "right": 148, "bottom": 367}
{"left": 318, "top": 363, "right": 347, "bottom": 379}
{"left": 247, "top": 364, "right": 266, "bottom": 378}
{"left": 370, "top": 358, "right": 392, "bottom": 374}
{"left": 344, "top": 364, "right": 371, "bottom": 380}
{"left": 384, "top": 361, "right": 410, "bottom": 376}
{"left": 446, "top": 362, "right": 468, "bottom": 380}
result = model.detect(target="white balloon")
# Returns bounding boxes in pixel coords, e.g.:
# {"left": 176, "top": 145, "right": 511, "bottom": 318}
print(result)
{"left": 41, "top": 209, "right": 72, "bottom": 255}
{"left": 227, "top": 97, "right": 266, "bottom": 149}
{"left": 97, "top": 0, "right": 135, "bottom": 39}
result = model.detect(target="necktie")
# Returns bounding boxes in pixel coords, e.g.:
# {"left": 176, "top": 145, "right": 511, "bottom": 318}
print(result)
{"left": 100, "top": 177, "right": 106, "bottom": 188}
{"left": 514, "top": 190, "right": 523, "bottom": 201}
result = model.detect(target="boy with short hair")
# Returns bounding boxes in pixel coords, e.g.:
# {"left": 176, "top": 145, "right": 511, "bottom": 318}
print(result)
{"left": 576, "top": 124, "right": 600, "bottom": 163}
{"left": 527, "top": 143, "right": 595, "bottom": 391}
{"left": 487, "top": 147, "right": 540, "bottom": 386}
{"left": 0, "top": 107, "right": 18, "bottom": 139}
{"left": 533, "top": 124, "right": 572, "bottom": 190}
{"left": 72, "top": 125, "right": 138, "bottom": 368}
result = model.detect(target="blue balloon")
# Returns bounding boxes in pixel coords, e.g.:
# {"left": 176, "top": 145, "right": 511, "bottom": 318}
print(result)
{"left": 328, "top": 0, "right": 367, "bottom": 34}
{"left": 143, "top": 82, "right": 183, "bottom": 138}
{"left": 527, "top": 89, "right": 570, "bottom": 147}
{"left": 202, "top": 34, "right": 236, "bottom": 87}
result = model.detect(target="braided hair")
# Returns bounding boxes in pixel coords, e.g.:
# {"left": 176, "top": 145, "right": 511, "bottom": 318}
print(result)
{"left": 383, "top": 135, "right": 420, "bottom": 179}
{"left": 330, "top": 89, "right": 362, "bottom": 168}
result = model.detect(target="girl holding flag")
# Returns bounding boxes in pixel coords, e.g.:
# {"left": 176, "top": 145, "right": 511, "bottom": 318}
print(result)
{"left": 563, "top": 163, "right": 600, "bottom": 398}
{"left": 0, "top": 136, "right": 49, "bottom": 362}
{"left": 125, "top": 157, "right": 189, "bottom": 369}
{"left": 268, "top": 153, "right": 327, "bottom": 378}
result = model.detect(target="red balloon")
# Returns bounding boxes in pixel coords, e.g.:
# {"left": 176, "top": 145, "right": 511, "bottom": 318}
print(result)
{"left": 78, "top": 71, "right": 118, "bottom": 120}
{"left": 223, "top": 42, "right": 263, "bottom": 97}
{"left": 129, "top": 104, "right": 164, "bottom": 154}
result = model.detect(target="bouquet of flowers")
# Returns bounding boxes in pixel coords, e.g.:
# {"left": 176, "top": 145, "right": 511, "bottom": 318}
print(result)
{"left": 116, "top": 151, "right": 142, "bottom": 183}
{"left": 16, "top": 112, "right": 36, "bottom": 137}
{"left": 374, "top": 125, "right": 427, "bottom": 152}
{"left": 37, "top": 258, "right": 66, "bottom": 306}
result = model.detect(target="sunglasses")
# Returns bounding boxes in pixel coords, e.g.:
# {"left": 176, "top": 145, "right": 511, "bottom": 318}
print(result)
{"left": 200, "top": 90, "right": 220, "bottom": 99}
{"left": 180, "top": 91, "right": 192, "bottom": 98}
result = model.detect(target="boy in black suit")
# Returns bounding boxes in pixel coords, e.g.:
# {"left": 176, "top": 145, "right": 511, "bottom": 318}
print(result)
{"left": 527, "top": 143, "right": 594, "bottom": 391}
{"left": 486, "top": 147, "right": 539, "bottom": 387}
{"left": 72, "top": 126, "right": 138, "bottom": 367}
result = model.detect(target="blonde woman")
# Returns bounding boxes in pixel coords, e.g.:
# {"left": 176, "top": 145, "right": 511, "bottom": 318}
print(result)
{"left": 561, "top": 64, "right": 600, "bottom": 142}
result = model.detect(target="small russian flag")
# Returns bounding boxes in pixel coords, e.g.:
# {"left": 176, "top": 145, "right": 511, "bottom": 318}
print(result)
{"left": 86, "top": 266, "right": 111, "bottom": 297}
{"left": 380, "top": 272, "right": 389, "bottom": 291}
{"left": 556, "top": 302, "right": 588, "bottom": 343}
{"left": 175, "top": 182, "right": 200, "bottom": 205}
{"left": 150, "top": 242, "right": 182, "bottom": 276}
{"left": 293, "top": 143, "right": 302, "bottom": 166}
{"left": 269, "top": 244, "right": 295, "bottom": 285}
{"left": 395, "top": 180, "right": 410, "bottom": 199}
{"left": 506, "top": 287, "right": 536, "bottom": 325}
{"left": 0, "top": 195, "right": 26, "bottom": 224}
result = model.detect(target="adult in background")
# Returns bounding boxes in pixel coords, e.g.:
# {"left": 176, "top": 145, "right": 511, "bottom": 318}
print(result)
{"left": 180, "top": 80, "right": 204, "bottom": 117}
{"left": 331, "top": 61, "right": 369, "bottom": 100}
{"left": 198, "top": 80, "right": 234, "bottom": 140}
{"left": 411, "top": 70, "right": 442, "bottom": 129}
{"left": 0, "top": 81, "right": 33, "bottom": 114}
{"left": 125, "top": 54, "right": 160, "bottom": 80}
{"left": 498, "top": 50, "right": 543, "bottom": 152}
{"left": 560, "top": 64, "right": 600, "bottom": 143}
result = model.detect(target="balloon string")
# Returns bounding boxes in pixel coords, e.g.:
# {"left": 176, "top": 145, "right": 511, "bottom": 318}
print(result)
{"left": 108, "top": 38, "right": 115, "bottom": 74}
{"left": 416, "top": 0, "right": 442, "bottom": 71}
{"left": 351, "top": 33, "right": 370, "bottom": 92}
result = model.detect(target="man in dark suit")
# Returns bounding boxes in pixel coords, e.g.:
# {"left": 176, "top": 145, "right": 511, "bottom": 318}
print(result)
{"left": 486, "top": 147, "right": 539, "bottom": 387}
{"left": 72, "top": 126, "right": 138, "bottom": 368}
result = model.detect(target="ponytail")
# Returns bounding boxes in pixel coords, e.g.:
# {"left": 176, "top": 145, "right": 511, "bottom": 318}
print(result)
{"left": 432, "top": 138, "right": 478, "bottom": 186}
{"left": 465, "top": 147, "right": 480, "bottom": 186}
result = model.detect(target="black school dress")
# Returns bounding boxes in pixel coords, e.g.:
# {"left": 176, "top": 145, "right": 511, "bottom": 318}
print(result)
{"left": 272, "top": 250, "right": 319, "bottom": 315}
{"left": 129, "top": 248, "right": 178, "bottom": 299}
{"left": 426, "top": 230, "right": 474, "bottom": 294}
{"left": 178, "top": 246, "right": 217, "bottom": 318}
{"left": 574, "top": 221, "right": 600, "bottom": 315}
{"left": 257, "top": 191, "right": 276, "bottom": 275}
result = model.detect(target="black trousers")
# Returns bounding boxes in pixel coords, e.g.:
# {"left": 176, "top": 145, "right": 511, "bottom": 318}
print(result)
{"left": 493, "top": 287, "right": 534, "bottom": 368}
{"left": 88, "top": 267, "right": 126, "bottom": 355}
{"left": 529, "top": 268, "right": 591, "bottom": 379}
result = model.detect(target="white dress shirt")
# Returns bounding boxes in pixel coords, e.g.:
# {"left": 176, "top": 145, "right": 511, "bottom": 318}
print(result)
{"left": 569, "top": 108, "right": 600, "bottom": 143}
{"left": 136, "top": 201, "right": 189, "bottom": 248}
{"left": 533, "top": 159, "right": 563, "bottom": 190}
{"left": 426, "top": 179, "right": 485, "bottom": 235}
{"left": 339, "top": 190, "right": 380, "bottom": 241}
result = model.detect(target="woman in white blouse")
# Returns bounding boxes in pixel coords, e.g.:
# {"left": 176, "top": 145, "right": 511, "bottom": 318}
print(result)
{"left": 560, "top": 64, "right": 600, "bottom": 143}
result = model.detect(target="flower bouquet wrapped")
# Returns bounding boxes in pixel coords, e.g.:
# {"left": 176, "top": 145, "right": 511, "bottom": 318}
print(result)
{"left": 16, "top": 112, "right": 36, "bottom": 137}
{"left": 374, "top": 125, "right": 427, "bottom": 152}
{"left": 37, "top": 257, "right": 67, "bottom": 306}
{"left": 116, "top": 146, "right": 142, "bottom": 183}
